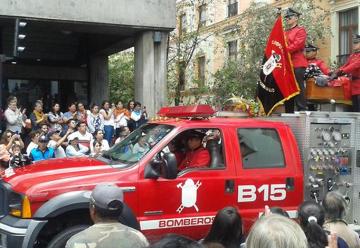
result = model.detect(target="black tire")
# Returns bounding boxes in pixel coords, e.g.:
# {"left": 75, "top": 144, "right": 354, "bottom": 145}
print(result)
{"left": 47, "top": 225, "right": 89, "bottom": 248}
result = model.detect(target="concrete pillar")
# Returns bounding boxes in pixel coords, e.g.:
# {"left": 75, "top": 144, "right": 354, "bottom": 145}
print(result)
{"left": 135, "top": 31, "right": 168, "bottom": 117}
{"left": 90, "top": 55, "right": 109, "bottom": 105}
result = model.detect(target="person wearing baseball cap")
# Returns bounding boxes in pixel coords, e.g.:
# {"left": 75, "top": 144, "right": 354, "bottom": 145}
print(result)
{"left": 305, "top": 44, "right": 331, "bottom": 75}
{"left": 178, "top": 130, "right": 210, "bottom": 171}
{"left": 331, "top": 34, "right": 360, "bottom": 111}
{"left": 65, "top": 135, "right": 89, "bottom": 157}
{"left": 66, "top": 184, "right": 149, "bottom": 248}
{"left": 284, "top": 7, "right": 308, "bottom": 112}
{"left": 47, "top": 128, "right": 73, "bottom": 158}
{"left": 29, "top": 135, "right": 55, "bottom": 161}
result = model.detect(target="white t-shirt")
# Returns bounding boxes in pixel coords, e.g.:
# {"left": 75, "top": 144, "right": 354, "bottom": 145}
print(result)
{"left": 26, "top": 142, "right": 38, "bottom": 156}
{"left": 48, "top": 140, "right": 67, "bottom": 158}
{"left": 114, "top": 113, "right": 128, "bottom": 128}
{"left": 100, "top": 109, "right": 114, "bottom": 126}
{"left": 68, "top": 131, "right": 93, "bottom": 148}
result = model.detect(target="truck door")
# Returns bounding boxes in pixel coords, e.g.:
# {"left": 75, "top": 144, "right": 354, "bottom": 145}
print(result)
{"left": 234, "top": 126, "right": 303, "bottom": 231}
{"left": 137, "top": 127, "right": 237, "bottom": 241}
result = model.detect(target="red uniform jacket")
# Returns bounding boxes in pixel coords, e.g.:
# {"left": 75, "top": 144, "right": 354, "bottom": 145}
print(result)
{"left": 285, "top": 26, "right": 308, "bottom": 68}
{"left": 339, "top": 52, "right": 360, "bottom": 95}
{"left": 178, "top": 147, "right": 210, "bottom": 171}
{"left": 307, "top": 58, "right": 331, "bottom": 75}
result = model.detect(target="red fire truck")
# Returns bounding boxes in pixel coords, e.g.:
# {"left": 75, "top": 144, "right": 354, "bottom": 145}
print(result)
{"left": 0, "top": 105, "right": 358, "bottom": 248}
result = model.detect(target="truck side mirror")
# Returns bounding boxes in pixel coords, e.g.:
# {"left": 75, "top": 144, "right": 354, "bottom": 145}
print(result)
{"left": 144, "top": 152, "right": 178, "bottom": 180}
{"left": 161, "top": 152, "right": 177, "bottom": 179}
{"left": 144, "top": 155, "right": 162, "bottom": 179}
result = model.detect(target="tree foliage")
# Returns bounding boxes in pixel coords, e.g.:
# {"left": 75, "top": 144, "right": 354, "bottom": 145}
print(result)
{"left": 212, "top": 0, "right": 331, "bottom": 106}
{"left": 108, "top": 51, "right": 135, "bottom": 104}
{"left": 167, "top": 0, "right": 214, "bottom": 105}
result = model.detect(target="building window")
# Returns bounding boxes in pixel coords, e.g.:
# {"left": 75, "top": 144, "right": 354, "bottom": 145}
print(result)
{"left": 197, "top": 56, "right": 206, "bottom": 87}
{"left": 228, "top": 0, "right": 238, "bottom": 18}
{"left": 338, "top": 8, "right": 358, "bottom": 64}
{"left": 228, "top": 40, "right": 238, "bottom": 61}
{"left": 179, "top": 14, "right": 187, "bottom": 35}
{"left": 199, "top": 4, "right": 207, "bottom": 27}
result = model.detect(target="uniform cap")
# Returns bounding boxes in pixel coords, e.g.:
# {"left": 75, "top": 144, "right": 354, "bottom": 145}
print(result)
{"left": 284, "top": 8, "right": 301, "bottom": 18}
{"left": 353, "top": 34, "right": 360, "bottom": 44}
{"left": 90, "top": 184, "right": 124, "bottom": 211}
{"left": 305, "top": 44, "right": 319, "bottom": 52}
{"left": 186, "top": 130, "right": 206, "bottom": 140}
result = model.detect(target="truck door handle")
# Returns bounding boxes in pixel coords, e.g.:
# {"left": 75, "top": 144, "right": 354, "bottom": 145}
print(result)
{"left": 225, "top": 179, "right": 235, "bottom": 193}
{"left": 286, "top": 177, "right": 295, "bottom": 191}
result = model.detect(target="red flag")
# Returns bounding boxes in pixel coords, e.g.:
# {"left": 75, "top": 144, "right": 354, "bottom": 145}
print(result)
{"left": 257, "top": 16, "right": 300, "bottom": 116}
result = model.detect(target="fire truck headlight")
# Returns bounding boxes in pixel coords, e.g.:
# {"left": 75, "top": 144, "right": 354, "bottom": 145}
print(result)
{"left": 9, "top": 191, "right": 32, "bottom": 218}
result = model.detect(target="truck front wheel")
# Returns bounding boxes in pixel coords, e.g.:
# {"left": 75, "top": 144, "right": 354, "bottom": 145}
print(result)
{"left": 46, "top": 225, "right": 89, "bottom": 248}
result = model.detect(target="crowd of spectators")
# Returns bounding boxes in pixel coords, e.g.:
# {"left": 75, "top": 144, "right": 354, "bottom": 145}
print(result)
{"left": 0, "top": 96, "right": 148, "bottom": 171}
{"left": 65, "top": 183, "right": 360, "bottom": 248}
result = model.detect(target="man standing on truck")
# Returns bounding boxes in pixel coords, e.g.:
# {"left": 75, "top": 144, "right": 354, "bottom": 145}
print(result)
{"left": 66, "top": 184, "right": 149, "bottom": 248}
{"left": 178, "top": 130, "right": 210, "bottom": 171}
{"left": 284, "top": 8, "right": 308, "bottom": 112}
{"left": 330, "top": 34, "right": 360, "bottom": 112}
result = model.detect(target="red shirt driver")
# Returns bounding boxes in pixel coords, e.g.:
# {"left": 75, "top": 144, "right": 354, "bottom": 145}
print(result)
{"left": 178, "top": 131, "right": 210, "bottom": 171}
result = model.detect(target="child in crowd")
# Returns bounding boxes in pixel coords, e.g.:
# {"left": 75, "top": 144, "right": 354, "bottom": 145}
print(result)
{"left": 9, "top": 144, "right": 31, "bottom": 168}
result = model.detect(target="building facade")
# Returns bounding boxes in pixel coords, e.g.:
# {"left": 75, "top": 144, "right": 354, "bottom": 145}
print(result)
{"left": 0, "top": 0, "right": 176, "bottom": 116}
{"left": 173, "top": 0, "right": 359, "bottom": 100}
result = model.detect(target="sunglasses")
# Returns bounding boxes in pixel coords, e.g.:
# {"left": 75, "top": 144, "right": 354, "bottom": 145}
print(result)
{"left": 285, "top": 15, "right": 295, "bottom": 19}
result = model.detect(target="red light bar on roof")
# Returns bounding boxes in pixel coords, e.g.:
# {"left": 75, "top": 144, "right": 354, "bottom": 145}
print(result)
{"left": 157, "top": 105, "right": 216, "bottom": 118}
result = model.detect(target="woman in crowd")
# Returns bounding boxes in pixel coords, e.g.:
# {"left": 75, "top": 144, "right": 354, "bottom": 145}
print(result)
{"left": 87, "top": 104, "right": 104, "bottom": 134}
{"left": 90, "top": 141, "right": 102, "bottom": 157}
{"left": 323, "top": 191, "right": 360, "bottom": 248}
{"left": 113, "top": 101, "right": 130, "bottom": 138}
{"left": 4, "top": 96, "right": 26, "bottom": 135}
{"left": 246, "top": 214, "right": 308, "bottom": 248}
{"left": 1, "top": 130, "right": 24, "bottom": 153}
{"left": 76, "top": 102, "right": 88, "bottom": 124}
{"left": 298, "top": 200, "right": 349, "bottom": 248}
{"left": 129, "top": 102, "right": 146, "bottom": 131}
{"left": 114, "top": 126, "right": 130, "bottom": 144}
{"left": 0, "top": 132, "right": 11, "bottom": 170}
{"left": 29, "top": 100, "right": 47, "bottom": 131}
{"left": 298, "top": 201, "right": 330, "bottom": 248}
{"left": 203, "top": 206, "right": 243, "bottom": 248}
{"left": 127, "top": 100, "right": 135, "bottom": 113}
{"left": 90, "top": 129, "right": 109, "bottom": 154}
{"left": 99, "top": 101, "right": 114, "bottom": 145}
{"left": 47, "top": 102, "right": 64, "bottom": 133}
{"left": 65, "top": 136, "right": 89, "bottom": 157}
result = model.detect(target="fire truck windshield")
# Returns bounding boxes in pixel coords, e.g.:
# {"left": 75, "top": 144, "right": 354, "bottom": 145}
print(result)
{"left": 101, "top": 124, "right": 174, "bottom": 166}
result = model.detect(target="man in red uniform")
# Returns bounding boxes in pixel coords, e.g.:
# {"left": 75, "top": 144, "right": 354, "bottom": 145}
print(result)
{"left": 178, "top": 130, "right": 210, "bottom": 171}
{"left": 305, "top": 44, "right": 331, "bottom": 75}
{"left": 332, "top": 34, "right": 360, "bottom": 111}
{"left": 284, "top": 8, "right": 308, "bottom": 112}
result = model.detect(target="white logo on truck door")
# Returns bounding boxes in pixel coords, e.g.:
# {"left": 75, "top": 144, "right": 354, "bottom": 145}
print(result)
{"left": 238, "top": 184, "right": 286, "bottom": 202}
{"left": 177, "top": 179, "right": 202, "bottom": 213}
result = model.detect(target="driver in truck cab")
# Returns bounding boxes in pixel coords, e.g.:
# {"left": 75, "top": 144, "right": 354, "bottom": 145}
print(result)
{"left": 178, "top": 130, "right": 210, "bottom": 171}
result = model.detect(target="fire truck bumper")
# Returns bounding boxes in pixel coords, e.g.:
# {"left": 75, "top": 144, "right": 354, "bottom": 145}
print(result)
{"left": 0, "top": 215, "right": 47, "bottom": 248}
